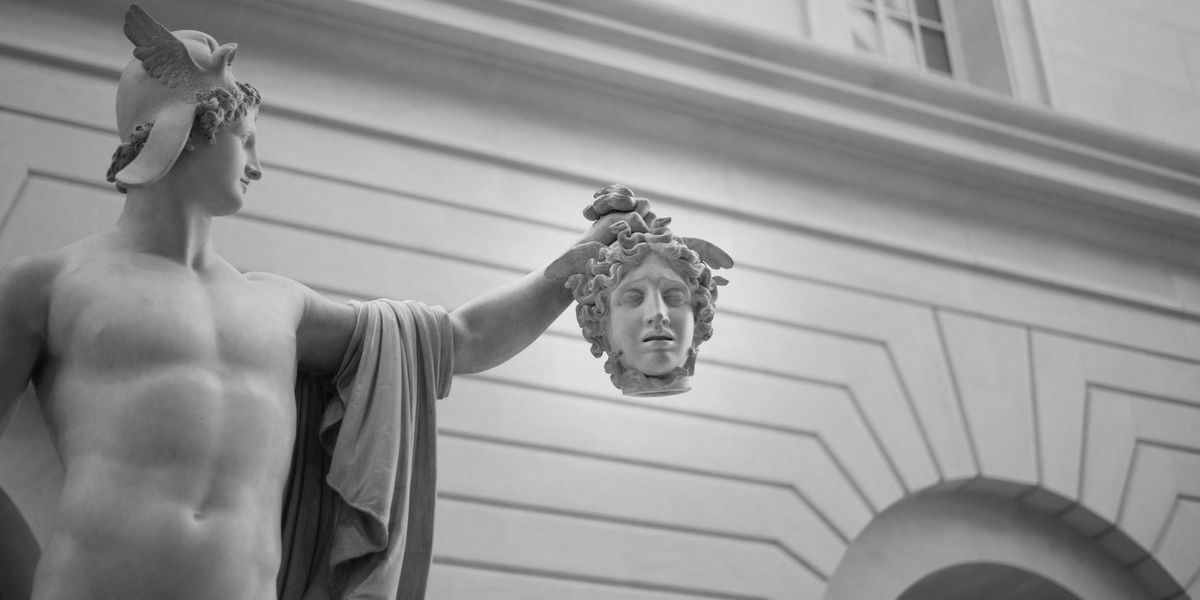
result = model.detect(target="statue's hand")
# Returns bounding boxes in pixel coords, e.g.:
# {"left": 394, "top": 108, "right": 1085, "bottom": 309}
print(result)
{"left": 580, "top": 184, "right": 656, "bottom": 245}
{"left": 583, "top": 184, "right": 653, "bottom": 221}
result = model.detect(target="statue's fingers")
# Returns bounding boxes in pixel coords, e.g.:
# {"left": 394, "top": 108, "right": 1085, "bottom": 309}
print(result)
{"left": 583, "top": 198, "right": 613, "bottom": 220}
{"left": 603, "top": 193, "right": 638, "bottom": 214}
{"left": 582, "top": 197, "right": 616, "bottom": 221}
{"left": 584, "top": 185, "right": 640, "bottom": 220}
{"left": 633, "top": 197, "right": 653, "bottom": 217}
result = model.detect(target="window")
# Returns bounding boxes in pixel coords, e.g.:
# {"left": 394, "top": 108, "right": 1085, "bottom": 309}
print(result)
{"left": 842, "top": 0, "right": 1039, "bottom": 99}
{"left": 847, "top": 0, "right": 953, "bottom": 76}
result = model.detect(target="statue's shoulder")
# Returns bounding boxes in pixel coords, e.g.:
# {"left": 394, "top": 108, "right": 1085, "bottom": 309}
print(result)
{"left": 244, "top": 270, "right": 348, "bottom": 315}
{"left": 38, "top": 230, "right": 132, "bottom": 278}
{"left": 245, "top": 270, "right": 356, "bottom": 372}
{"left": 244, "top": 270, "right": 306, "bottom": 298}
{"left": 243, "top": 270, "right": 317, "bottom": 313}
{"left": 0, "top": 248, "right": 67, "bottom": 321}
{"left": 0, "top": 248, "right": 64, "bottom": 276}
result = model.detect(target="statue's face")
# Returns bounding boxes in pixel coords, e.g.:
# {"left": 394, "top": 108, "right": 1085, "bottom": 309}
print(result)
{"left": 607, "top": 253, "right": 695, "bottom": 376}
{"left": 176, "top": 106, "right": 260, "bottom": 216}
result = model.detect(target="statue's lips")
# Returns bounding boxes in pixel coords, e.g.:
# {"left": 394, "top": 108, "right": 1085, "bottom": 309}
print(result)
{"left": 642, "top": 334, "right": 674, "bottom": 343}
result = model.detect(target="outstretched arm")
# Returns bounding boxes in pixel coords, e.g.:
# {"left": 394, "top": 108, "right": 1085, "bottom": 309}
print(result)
{"left": 288, "top": 188, "right": 652, "bottom": 377}
{"left": 449, "top": 193, "right": 651, "bottom": 375}
{"left": 0, "top": 255, "right": 54, "bottom": 437}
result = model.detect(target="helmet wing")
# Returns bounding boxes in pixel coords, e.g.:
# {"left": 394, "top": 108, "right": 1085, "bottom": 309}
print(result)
{"left": 681, "top": 237, "right": 734, "bottom": 269}
{"left": 124, "top": 3, "right": 202, "bottom": 89}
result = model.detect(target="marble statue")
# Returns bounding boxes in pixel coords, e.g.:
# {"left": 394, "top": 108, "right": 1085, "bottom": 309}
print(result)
{"left": 0, "top": 5, "right": 653, "bottom": 600}
{"left": 547, "top": 185, "right": 732, "bottom": 396}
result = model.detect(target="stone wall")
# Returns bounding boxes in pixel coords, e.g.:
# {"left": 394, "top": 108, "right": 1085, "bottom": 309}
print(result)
{"left": 1031, "top": 0, "right": 1200, "bottom": 150}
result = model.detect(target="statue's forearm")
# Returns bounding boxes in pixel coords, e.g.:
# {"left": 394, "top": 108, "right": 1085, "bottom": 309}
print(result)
{"left": 449, "top": 267, "right": 573, "bottom": 375}
{"left": 448, "top": 194, "right": 651, "bottom": 375}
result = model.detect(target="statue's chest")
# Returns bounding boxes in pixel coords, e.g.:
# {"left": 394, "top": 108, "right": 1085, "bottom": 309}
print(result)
{"left": 50, "top": 266, "right": 296, "bottom": 371}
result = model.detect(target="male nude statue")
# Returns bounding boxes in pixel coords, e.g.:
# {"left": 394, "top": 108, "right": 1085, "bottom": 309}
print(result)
{"left": 0, "top": 5, "right": 651, "bottom": 599}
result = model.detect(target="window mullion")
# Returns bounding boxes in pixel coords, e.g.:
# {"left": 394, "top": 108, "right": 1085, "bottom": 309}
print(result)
{"left": 872, "top": 0, "right": 888, "bottom": 59}
{"left": 938, "top": 0, "right": 969, "bottom": 82}
{"left": 911, "top": 15, "right": 927, "bottom": 68}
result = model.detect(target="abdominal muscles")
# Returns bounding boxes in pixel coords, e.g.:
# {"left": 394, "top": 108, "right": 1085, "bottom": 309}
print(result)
{"left": 32, "top": 364, "right": 297, "bottom": 600}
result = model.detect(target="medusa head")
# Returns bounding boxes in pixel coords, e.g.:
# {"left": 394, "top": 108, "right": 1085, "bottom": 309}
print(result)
{"left": 555, "top": 190, "right": 731, "bottom": 396}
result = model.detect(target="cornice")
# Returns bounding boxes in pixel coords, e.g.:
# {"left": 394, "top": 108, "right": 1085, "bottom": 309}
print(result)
{"left": 256, "top": 0, "right": 1200, "bottom": 235}
{"left": 6, "top": 0, "right": 1200, "bottom": 237}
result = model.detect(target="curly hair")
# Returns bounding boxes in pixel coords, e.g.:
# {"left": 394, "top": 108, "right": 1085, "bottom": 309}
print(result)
{"left": 106, "top": 81, "right": 261, "bottom": 193}
{"left": 190, "top": 81, "right": 261, "bottom": 144}
{"left": 105, "top": 122, "right": 155, "bottom": 192}
{"left": 565, "top": 204, "right": 723, "bottom": 391}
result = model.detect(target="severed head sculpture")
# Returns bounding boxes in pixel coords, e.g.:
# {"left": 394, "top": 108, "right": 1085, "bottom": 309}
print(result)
{"left": 547, "top": 185, "right": 733, "bottom": 397}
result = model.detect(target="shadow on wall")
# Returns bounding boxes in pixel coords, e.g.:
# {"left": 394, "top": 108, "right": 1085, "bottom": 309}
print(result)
{"left": 0, "top": 485, "right": 38, "bottom": 600}
{"left": 825, "top": 486, "right": 1161, "bottom": 600}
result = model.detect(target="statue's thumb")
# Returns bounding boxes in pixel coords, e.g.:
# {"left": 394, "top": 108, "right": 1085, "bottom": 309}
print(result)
{"left": 544, "top": 242, "right": 605, "bottom": 280}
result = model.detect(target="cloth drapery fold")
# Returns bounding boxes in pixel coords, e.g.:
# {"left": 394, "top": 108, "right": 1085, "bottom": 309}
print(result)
{"left": 279, "top": 299, "right": 453, "bottom": 600}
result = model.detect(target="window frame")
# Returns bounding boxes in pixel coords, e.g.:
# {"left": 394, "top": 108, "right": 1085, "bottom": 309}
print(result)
{"left": 846, "top": 0, "right": 964, "bottom": 79}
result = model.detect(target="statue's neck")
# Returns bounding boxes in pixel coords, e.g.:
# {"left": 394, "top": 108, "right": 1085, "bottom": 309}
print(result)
{"left": 117, "top": 189, "right": 216, "bottom": 269}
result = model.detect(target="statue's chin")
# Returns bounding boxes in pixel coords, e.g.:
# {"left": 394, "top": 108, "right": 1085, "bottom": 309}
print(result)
{"left": 617, "top": 368, "right": 691, "bottom": 397}
{"left": 617, "top": 347, "right": 690, "bottom": 378}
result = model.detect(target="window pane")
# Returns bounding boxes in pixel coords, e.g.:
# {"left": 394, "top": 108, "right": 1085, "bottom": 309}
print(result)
{"left": 915, "top": 0, "right": 942, "bottom": 22}
{"left": 883, "top": 17, "right": 919, "bottom": 65}
{"left": 920, "top": 27, "right": 952, "bottom": 73}
{"left": 849, "top": 8, "right": 882, "bottom": 53}
{"left": 953, "top": 0, "right": 1014, "bottom": 94}
{"left": 883, "top": 0, "right": 912, "bottom": 13}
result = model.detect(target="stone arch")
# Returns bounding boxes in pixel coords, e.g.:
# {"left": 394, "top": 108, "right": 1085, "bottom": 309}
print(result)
{"left": 824, "top": 486, "right": 1162, "bottom": 600}
{"left": 896, "top": 562, "right": 1083, "bottom": 600}
{"left": 0, "top": 484, "right": 39, "bottom": 600}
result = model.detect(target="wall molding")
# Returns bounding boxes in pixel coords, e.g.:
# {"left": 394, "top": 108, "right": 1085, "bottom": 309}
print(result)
{"left": 10, "top": 0, "right": 1199, "bottom": 236}
{"left": 255, "top": 0, "right": 1200, "bottom": 232}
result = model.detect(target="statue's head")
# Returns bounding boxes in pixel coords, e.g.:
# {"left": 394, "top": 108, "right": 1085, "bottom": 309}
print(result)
{"left": 562, "top": 186, "right": 730, "bottom": 396}
{"left": 107, "top": 4, "right": 261, "bottom": 192}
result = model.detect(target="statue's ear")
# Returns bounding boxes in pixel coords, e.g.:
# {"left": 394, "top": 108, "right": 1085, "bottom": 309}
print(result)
{"left": 681, "top": 237, "right": 733, "bottom": 269}
{"left": 544, "top": 242, "right": 605, "bottom": 280}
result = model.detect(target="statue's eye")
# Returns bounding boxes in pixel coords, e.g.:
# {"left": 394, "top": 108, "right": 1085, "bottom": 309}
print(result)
{"left": 664, "top": 289, "right": 687, "bottom": 307}
{"left": 620, "top": 290, "right": 643, "bottom": 306}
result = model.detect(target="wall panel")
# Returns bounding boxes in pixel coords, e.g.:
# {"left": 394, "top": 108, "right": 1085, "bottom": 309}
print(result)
{"left": 938, "top": 311, "right": 1036, "bottom": 486}
{"left": 434, "top": 499, "right": 825, "bottom": 600}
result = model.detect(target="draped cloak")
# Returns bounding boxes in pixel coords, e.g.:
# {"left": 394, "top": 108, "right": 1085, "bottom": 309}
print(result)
{"left": 277, "top": 299, "right": 453, "bottom": 600}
